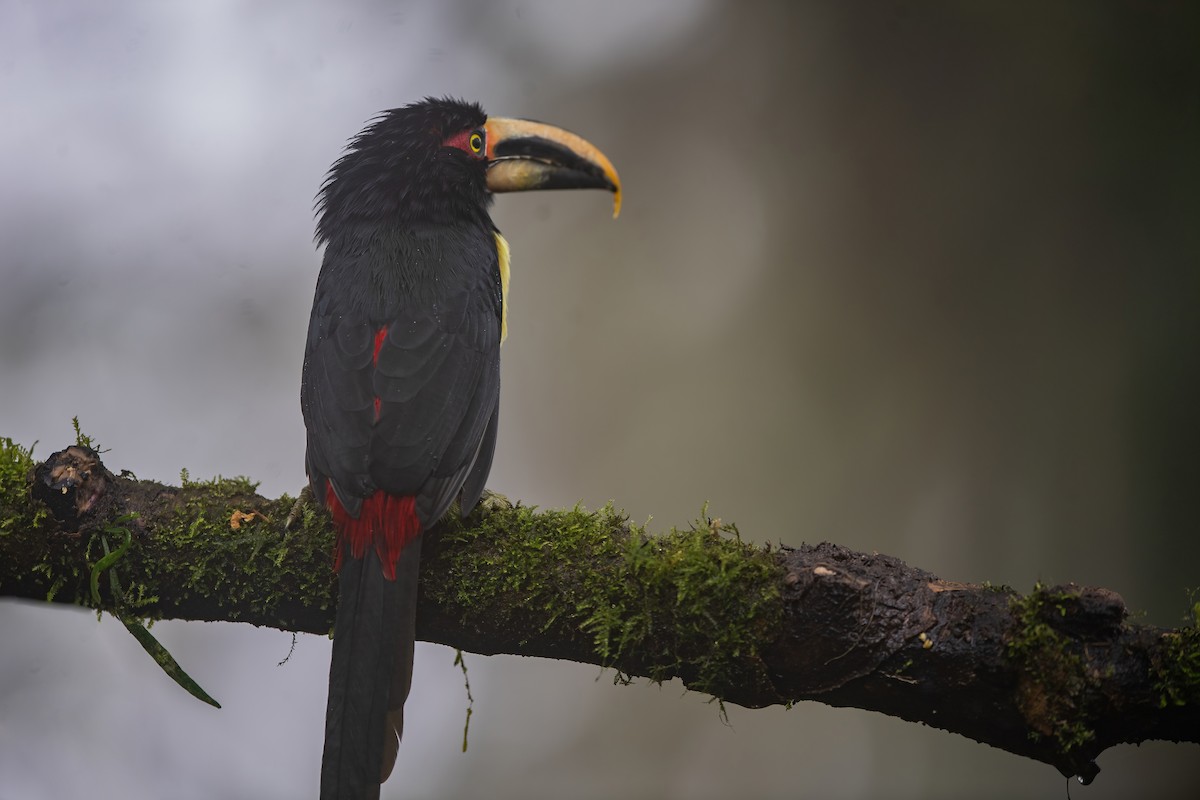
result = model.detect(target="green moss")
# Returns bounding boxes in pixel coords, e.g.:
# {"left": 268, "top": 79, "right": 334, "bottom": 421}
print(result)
{"left": 1006, "top": 584, "right": 1097, "bottom": 752}
{"left": 0, "top": 437, "right": 66, "bottom": 598}
{"left": 8, "top": 421, "right": 118, "bottom": 604}
{"left": 1151, "top": 593, "right": 1200, "bottom": 708}
{"left": 71, "top": 416, "right": 105, "bottom": 452}
{"left": 1, "top": 422, "right": 111, "bottom": 603}
{"left": 0, "top": 437, "right": 47, "bottom": 538}
{"left": 432, "top": 503, "right": 782, "bottom": 699}
{"left": 178, "top": 469, "right": 259, "bottom": 496}
{"left": 146, "top": 480, "right": 334, "bottom": 627}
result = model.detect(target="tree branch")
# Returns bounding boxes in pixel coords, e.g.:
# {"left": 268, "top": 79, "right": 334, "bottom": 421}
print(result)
{"left": 1, "top": 439, "right": 1197, "bottom": 784}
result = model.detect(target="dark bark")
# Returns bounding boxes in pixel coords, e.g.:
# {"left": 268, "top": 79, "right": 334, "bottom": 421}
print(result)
{"left": 1, "top": 443, "right": 1197, "bottom": 785}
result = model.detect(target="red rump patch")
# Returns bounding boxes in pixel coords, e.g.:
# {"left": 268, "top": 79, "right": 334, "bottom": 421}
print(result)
{"left": 326, "top": 481, "right": 421, "bottom": 580}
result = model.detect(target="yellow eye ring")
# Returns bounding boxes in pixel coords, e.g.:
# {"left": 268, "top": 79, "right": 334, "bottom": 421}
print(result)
{"left": 469, "top": 132, "right": 484, "bottom": 153}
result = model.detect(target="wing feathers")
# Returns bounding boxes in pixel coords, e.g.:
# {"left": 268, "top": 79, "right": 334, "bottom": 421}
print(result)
{"left": 302, "top": 225, "right": 502, "bottom": 529}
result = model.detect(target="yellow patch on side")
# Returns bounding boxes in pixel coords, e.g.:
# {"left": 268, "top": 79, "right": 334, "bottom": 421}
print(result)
{"left": 495, "top": 231, "right": 511, "bottom": 344}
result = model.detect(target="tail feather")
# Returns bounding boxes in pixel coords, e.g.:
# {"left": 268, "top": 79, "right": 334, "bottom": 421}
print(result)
{"left": 381, "top": 537, "right": 421, "bottom": 782}
{"left": 320, "top": 536, "right": 422, "bottom": 799}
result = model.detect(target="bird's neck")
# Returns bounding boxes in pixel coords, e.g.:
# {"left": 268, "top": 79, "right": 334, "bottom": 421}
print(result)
{"left": 318, "top": 218, "right": 496, "bottom": 320}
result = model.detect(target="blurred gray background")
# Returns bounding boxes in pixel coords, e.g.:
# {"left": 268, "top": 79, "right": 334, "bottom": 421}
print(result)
{"left": 1, "top": 1, "right": 1197, "bottom": 798}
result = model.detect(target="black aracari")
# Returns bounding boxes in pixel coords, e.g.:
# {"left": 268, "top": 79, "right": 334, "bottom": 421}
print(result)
{"left": 301, "top": 97, "right": 620, "bottom": 799}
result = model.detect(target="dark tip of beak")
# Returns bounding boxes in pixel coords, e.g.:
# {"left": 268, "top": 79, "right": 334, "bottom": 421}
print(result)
{"left": 492, "top": 136, "right": 618, "bottom": 192}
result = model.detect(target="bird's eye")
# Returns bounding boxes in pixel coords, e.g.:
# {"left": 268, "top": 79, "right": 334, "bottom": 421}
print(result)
{"left": 469, "top": 131, "right": 484, "bottom": 154}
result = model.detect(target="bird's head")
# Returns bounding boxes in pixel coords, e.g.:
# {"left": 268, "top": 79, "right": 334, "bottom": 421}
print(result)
{"left": 316, "top": 96, "right": 620, "bottom": 242}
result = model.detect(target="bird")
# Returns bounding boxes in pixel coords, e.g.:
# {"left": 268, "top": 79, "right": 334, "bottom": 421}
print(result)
{"left": 301, "top": 96, "right": 620, "bottom": 799}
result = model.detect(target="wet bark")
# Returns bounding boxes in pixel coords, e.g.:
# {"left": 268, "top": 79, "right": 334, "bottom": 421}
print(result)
{"left": 2, "top": 444, "right": 1197, "bottom": 784}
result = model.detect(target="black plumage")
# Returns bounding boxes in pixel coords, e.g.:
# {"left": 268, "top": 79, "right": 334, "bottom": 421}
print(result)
{"left": 300, "top": 96, "right": 619, "bottom": 799}
{"left": 304, "top": 100, "right": 502, "bottom": 525}
{"left": 303, "top": 100, "right": 501, "bottom": 800}
{"left": 303, "top": 223, "right": 502, "bottom": 523}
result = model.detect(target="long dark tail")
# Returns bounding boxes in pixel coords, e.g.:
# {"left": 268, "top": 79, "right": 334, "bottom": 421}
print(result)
{"left": 320, "top": 536, "right": 422, "bottom": 799}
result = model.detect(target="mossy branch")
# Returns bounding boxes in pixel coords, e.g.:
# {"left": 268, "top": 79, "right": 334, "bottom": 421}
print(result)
{"left": 1, "top": 438, "right": 1197, "bottom": 784}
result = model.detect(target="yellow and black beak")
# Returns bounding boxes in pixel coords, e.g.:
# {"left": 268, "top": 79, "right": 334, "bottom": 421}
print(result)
{"left": 484, "top": 117, "right": 622, "bottom": 218}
